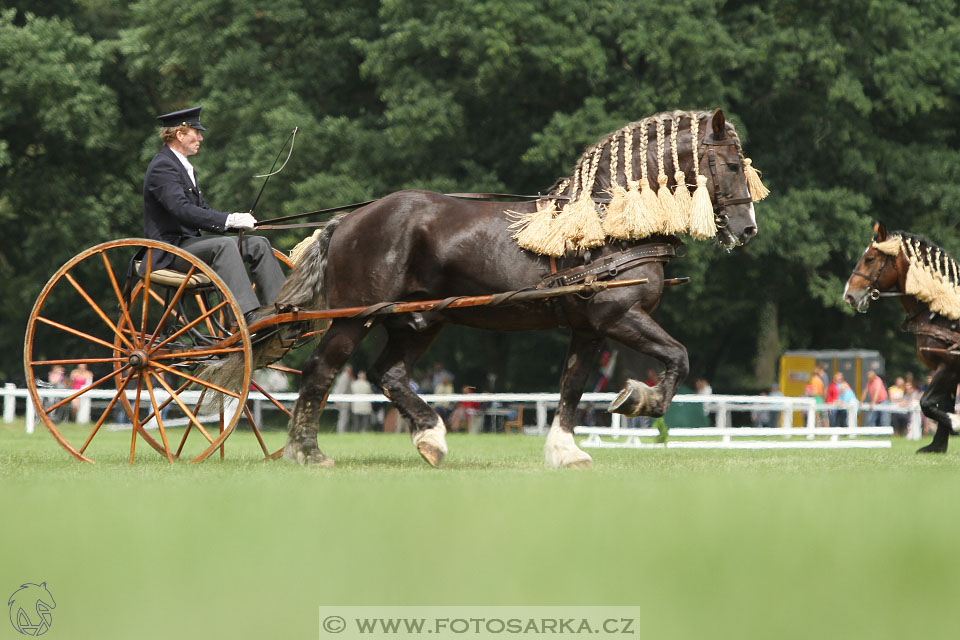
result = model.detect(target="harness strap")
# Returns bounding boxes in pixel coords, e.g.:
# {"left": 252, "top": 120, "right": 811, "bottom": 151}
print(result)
{"left": 538, "top": 243, "right": 677, "bottom": 288}
{"left": 904, "top": 319, "right": 960, "bottom": 348}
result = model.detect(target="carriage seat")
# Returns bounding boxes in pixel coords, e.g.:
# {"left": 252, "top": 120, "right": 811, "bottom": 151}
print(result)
{"left": 133, "top": 261, "right": 212, "bottom": 288}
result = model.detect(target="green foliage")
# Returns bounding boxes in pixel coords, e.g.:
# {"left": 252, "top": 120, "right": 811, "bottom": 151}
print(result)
{"left": 3, "top": 0, "right": 960, "bottom": 390}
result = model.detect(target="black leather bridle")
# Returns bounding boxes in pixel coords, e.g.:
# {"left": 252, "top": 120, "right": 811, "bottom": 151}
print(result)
{"left": 701, "top": 134, "right": 753, "bottom": 229}
{"left": 852, "top": 249, "right": 902, "bottom": 300}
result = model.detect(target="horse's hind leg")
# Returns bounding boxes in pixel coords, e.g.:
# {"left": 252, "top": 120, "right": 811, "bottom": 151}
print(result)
{"left": 369, "top": 323, "right": 447, "bottom": 467}
{"left": 284, "top": 318, "right": 370, "bottom": 466}
{"left": 545, "top": 330, "right": 603, "bottom": 469}
{"left": 917, "top": 364, "right": 960, "bottom": 454}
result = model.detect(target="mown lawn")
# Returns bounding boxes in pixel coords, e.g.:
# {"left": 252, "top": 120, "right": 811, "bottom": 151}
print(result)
{"left": 2, "top": 421, "right": 959, "bottom": 639}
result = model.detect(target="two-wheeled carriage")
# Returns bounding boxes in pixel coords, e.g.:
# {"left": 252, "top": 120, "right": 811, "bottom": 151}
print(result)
{"left": 24, "top": 237, "right": 645, "bottom": 463}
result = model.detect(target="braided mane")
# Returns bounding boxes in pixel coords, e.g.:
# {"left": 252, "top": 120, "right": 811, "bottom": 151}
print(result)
{"left": 548, "top": 110, "right": 738, "bottom": 200}
{"left": 877, "top": 232, "right": 960, "bottom": 319}
{"left": 509, "top": 109, "right": 765, "bottom": 257}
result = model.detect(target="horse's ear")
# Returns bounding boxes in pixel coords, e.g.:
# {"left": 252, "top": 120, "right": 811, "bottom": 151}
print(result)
{"left": 873, "top": 221, "right": 887, "bottom": 242}
{"left": 711, "top": 109, "right": 727, "bottom": 139}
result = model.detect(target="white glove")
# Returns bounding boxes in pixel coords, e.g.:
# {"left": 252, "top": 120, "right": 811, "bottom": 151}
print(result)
{"left": 226, "top": 212, "right": 257, "bottom": 230}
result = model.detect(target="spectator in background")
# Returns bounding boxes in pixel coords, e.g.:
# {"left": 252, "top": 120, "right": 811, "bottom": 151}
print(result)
{"left": 836, "top": 380, "right": 858, "bottom": 427}
{"left": 349, "top": 370, "right": 374, "bottom": 432}
{"left": 69, "top": 363, "right": 93, "bottom": 421}
{"left": 752, "top": 390, "right": 774, "bottom": 427}
{"left": 449, "top": 386, "right": 481, "bottom": 433}
{"left": 814, "top": 364, "right": 829, "bottom": 399}
{"left": 808, "top": 366, "right": 825, "bottom": 401}
{"left": 887, "top": 377, "right": 907, "bottom": 436}
{"left": 434, "top": 373, "right": 455, "bottom": 422}
{"left": 860, "top": 370, "right": 889, "bottom": 426}
{"left": 826, "top": 372, "right": 844, "bottom": 426}
{"left": 803, "top": 382, "right": 826, "bottom": 427}
{"left": 331, "top": 364, "right": 354, "bottom": 434}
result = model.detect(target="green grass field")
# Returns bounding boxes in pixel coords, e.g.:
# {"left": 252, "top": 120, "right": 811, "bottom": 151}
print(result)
{"left": 2, "top": 421, "right": 960, "bottom": 639}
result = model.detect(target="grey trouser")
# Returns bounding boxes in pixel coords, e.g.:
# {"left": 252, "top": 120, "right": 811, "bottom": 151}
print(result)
{"left": 173, "top": 235, "right": 285, "bottom": 315}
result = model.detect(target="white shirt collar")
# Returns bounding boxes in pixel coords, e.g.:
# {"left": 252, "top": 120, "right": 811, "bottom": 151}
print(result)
{"left": 168, "top": 147, "right": 197, "bottom": 186}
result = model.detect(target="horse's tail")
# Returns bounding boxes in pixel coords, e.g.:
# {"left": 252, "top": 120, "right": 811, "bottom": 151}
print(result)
{"left": 199, "top": 215, "right": 345, "bottom": 402}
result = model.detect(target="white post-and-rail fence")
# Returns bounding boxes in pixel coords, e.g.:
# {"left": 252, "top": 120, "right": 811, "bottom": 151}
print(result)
{"left": 3, "top": 384, "right": 910, "bottom": 449}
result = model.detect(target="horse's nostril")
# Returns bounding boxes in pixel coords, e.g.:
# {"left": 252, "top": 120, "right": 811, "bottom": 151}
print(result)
{"left": 743, "top": 225, "right": 758, "bottom": 237}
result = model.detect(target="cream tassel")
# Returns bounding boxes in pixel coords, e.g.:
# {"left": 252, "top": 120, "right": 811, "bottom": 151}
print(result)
{"left": 510, "top": 200, "right": 561, "bottom": 256}
{"left": 556, "top": 195, "right": 606, "bottom": 250}
{"left": 744, "top": 158, "right": 769, "bottom": 201}
{"left": 637, "top": 178, "right": 661, "bottom": 236}
{"left": 653, "top": 119, "right": 674, "bottom": 233}
{"left": 602, "top": 131, "right": 630, "bottom": 240}
{"left": 289, "top": 230, "right": 323, "bottom": 266}
{"left": 602, "top": 183, "right": 631, "bottom": 239}
{"left": 555, "top": 145, "right": 605, "bottom": 251}
{"left": 672, "top": 169, "right": 692, "bottom": 232}
{"left": 688, "top": 174, "right": 716, "bottom": 240}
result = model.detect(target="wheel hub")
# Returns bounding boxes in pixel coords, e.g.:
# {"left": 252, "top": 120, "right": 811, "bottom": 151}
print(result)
{"left": 127, "top": 350, "right": 149, "bottom": 370}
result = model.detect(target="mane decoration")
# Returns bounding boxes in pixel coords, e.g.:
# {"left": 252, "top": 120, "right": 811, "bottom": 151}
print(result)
{"left": 876, "top": 233, "right": 960, "bottom": 320}
{"left": 509, "top": 110, "right": 768, "bottom": 257}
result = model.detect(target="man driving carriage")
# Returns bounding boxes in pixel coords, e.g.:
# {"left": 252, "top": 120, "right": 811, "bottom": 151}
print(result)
{"left": 142, "top": 106, "right": 284, "bottom": 323}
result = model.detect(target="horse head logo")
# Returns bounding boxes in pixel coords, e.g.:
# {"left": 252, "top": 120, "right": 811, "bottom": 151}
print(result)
{"left": 8, "top": 582, "right": 56, "bottom": 636}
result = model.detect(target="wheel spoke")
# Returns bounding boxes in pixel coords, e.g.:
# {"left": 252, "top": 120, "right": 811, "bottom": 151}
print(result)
{"left": 151, "top": 371, "right": 217, "bottom": 445}
{"left": 193, "top": 293, "right": 220, "bottom": 337}
{"left": 141, "top": 248, "right": 154, "bottom": 332}
{"left": 251, "top": 379, "right": 292, "bottom": 418}
{"left": 151, "top": 361, "right": 241, "bottom": 398}
{"left": 148, "top": 299, "right": 231, "bottom": 354}
{"left": 31, "top": 357, "right": 126, "bottom": 366}
{"left": 36, "top": 316, "right": 120, "bottom": 352}
{"left": 79, "top": 374, "right": 132, "bottom": 455}
{"left": 146, "top": 265, "right": 199, "bottom": 350}
{"left": 63, "top": 272, "right": 137, "bottom": 352}
{"left": 243, "top": 404, "right": 271, "bottom": 456}
{"left": 137, "top": 379, "right": 190, "bottom": 426}
{"left": 130, "top": 375, "right": 144, "bottom": 464}
{"left": 267, "top": 363, "right": 302, "bottom": 376}
{"left": 144, "top": 372, "right": 175, "bottom": 462}
{"left": 43, "top": 365, "right": 130, "bottom": 415}
{"left": 100, "top": 250, "right": 139, "bottom": 349}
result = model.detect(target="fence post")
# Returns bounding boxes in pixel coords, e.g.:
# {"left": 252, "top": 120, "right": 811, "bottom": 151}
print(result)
{"left": 25, "top": 393, "right": 36, "bottom": 434}
{"left": 3, "top": 383, "right": 15, "bottom": 424}
{"left": 536, "top": 401, "right": 547, "bottom": 434}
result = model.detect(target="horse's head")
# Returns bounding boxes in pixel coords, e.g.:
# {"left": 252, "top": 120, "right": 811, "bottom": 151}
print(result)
{"left": 700, "top": 109, "right": 758, "bottom": 247}
{"left": 843, "top": 222, "right": 902, "bottom": 313}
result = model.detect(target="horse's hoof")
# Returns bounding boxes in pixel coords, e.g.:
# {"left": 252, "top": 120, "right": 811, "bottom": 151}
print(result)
{"left": 608, "top": 379, "right": 656, "bottom": 416}
{"left": 544, "top": 422, "right": 593, "bottom": 469}
{"left": 417, "top": 442, "right": 445, "bottom": 467}
{"left": 917, "top": 444, "right": 947, "bottom": 454}
{"left": 412, "top": 418, "right": 449, "bottom": 468}
{"left": 283, "top": 443, "right": 335, "bottom": 467}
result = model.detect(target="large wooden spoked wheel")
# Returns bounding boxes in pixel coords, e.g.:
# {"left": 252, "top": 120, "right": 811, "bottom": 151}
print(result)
{"left": 24, "top": 239, "right": 253, "bottom": 464}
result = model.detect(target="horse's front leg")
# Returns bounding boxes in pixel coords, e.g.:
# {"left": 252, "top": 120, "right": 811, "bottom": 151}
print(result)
{"left": 545, "top": 330, "right": 603, "bottom": 469}
{"left": 917, "top": 363, "right": 960, "bottom": 454}
{"left": 604, "top": 307, "right": 689, "bottom": 418}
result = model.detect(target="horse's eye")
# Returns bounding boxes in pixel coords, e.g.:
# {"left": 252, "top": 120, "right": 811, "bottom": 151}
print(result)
{"left": 864, "top": 257, "right": 875, "bottom": 264}
{"left": 726, "top": 163, "right": 740, "bottom": 171}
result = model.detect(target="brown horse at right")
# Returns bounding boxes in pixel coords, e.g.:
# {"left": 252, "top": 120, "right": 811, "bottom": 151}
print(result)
{"left": 844, "top": 222, "right": 960, "bottom": 452}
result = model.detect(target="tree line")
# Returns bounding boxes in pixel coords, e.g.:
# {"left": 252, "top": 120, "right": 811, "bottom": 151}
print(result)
{"left": 2, "top": 0, "right": 959, "bottom": 391}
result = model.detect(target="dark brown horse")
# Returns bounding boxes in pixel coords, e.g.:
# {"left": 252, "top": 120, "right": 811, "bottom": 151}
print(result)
{"left": 843, "top": 222, "right": 960, "bottom": 453}
{"left": 269, "top": 109, "right": 763, "bottom": 467}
